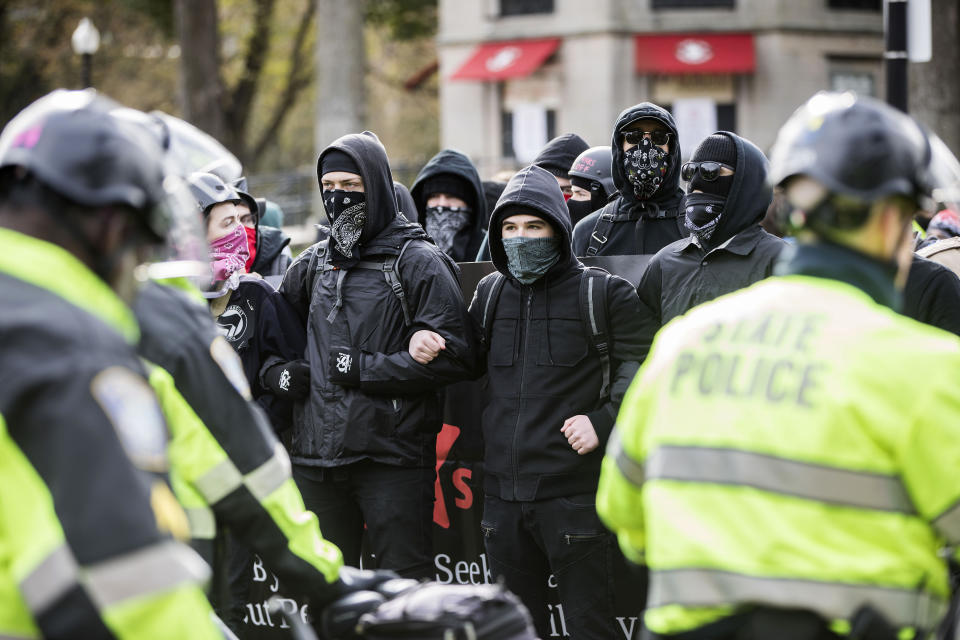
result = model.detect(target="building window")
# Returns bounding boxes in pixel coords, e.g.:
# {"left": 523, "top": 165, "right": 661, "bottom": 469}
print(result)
{"left": 831, "top": 71, "right": 876, "bottom": 96}
{"left": 652, "top": 0, "right": 735, "bottom": 8}
{"left": 501, "top": 108, "right": 556, "bottom": 159}
{"left": 827, "top": 0, "right": 881, "bottom": 10}
{"left": 499, "top": 0, "right": 553, "bottom": 16}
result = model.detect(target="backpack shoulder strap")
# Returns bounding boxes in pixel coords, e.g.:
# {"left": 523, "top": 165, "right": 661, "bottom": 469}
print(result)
{"left": 579, "top": 267, "right": 613, "bottom": 398}
{"left": 354, "top": 239, "right": 414, "bottom": 326}
{"left": 585, "top": 210, "right": 616, "bottom": 257}
{"left": 479, "top": 272, "right": 506, "bottom": 347}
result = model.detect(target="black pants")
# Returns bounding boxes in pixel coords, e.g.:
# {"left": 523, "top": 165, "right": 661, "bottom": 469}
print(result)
{"left": 481, "top": 493, "right": 619, "bottom": 640}
{"left": 292, "top": 460, "right": 435, "bottom": 579}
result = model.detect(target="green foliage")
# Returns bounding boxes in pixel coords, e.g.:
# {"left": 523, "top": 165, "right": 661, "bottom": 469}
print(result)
{"left": 365, "top": 0, "right": 437, "bottom": 41}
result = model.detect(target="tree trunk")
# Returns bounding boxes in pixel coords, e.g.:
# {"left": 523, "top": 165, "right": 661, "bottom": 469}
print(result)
{"left": 174, "top": 0, "right": 227, "bottom": 144}
{"left": 909, "top": 0, "right": 960, "bottom": 154}
{"left": 315, "top": 0, "right": 366, "bottom": 154}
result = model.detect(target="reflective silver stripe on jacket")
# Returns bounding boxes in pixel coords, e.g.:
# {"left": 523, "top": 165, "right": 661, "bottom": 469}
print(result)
{"left": 193, "top": 443, "right": 291, "bottom": 505}
{"left": 646, "top": 446, "right": 916, "bottom": 514}
{"left": 933, "top": 499, "right": 960, "bottom": 543}
{"left": 193, "top": 459, "right": 243, "bottom": 504}
{"left": 85, "top": 540, "right": 210, "bottom": 608}
{"left": 649, "top": 568, "right": 946, "bottom": 629}
{"left": 19, "top": 540, "right": 209, "bottom": 614}
{"left": 19, "top": 544, "right": 79, "bottom": 615}
{"left": 244, "top": 443, "right": 292, "bottom": 502}
{"left": 185, "top": 506, "right": 216, "bottom": 540}
{"left": 607, "top": 431, "right": 645, "bottom": 488}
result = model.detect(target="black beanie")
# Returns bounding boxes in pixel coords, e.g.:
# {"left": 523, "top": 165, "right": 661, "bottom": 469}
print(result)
{"left": 422, "top": 173, "right": 474, "bottom": 209}
{"left": 320, "top": 149, "right": 360, "bottom": 177}
{"left": 692, "top": 134, "right": 738, "bottom": 169}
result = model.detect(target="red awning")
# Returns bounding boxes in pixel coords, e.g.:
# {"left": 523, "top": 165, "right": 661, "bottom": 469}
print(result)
{"left": 634, "top": 33, "right": 755, "bottom": 74}
{"left": 450, "top": 38, "right": 561, "bottom": 81}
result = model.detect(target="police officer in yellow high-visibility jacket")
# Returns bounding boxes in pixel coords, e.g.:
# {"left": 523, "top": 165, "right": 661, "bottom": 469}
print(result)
{"left": 136, "top": 277, "right": 346, "bottom": 621}
{"left": 0, "top": 91, "right": 222, "bottom": 638}
{"left": 597, "top": 93, "right": 960, "bottom": 640}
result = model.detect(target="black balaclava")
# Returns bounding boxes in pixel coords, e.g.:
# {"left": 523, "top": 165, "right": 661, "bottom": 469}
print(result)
{"left": 688, "top": 134, "right": 738, "bottom": 197}
{"left": 567, "top": 175, "right": 607, "bottom": 225}
{"left": 682, "top": 134, "right": 738, "bottom": 243}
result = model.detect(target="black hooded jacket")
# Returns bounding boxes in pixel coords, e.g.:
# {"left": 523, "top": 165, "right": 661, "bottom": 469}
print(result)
{"left": 572, "top": 103, "right": 688, "bottom": 257}
{"left": 394, "top": 181, "right": 418, "bottom": 222}
{"left": 635, "top": 132, "right": 785, "bottom": 361}
{"left": 279, "top": 131, "right": 479, "bottom": 468}
{"left": 212, "top": 275, "right": 306, "bottom": 430}
{"left": 533, "top": 133, "right": 590, "bottom": 177}
{"left": 410, "top": 149, "right": 487, "bottom": 263}
{"left": 251, "top": 225, "right": 292, "bottom": 278}
{"left": 468, "top": 165, "right": 646, "bottom": 501}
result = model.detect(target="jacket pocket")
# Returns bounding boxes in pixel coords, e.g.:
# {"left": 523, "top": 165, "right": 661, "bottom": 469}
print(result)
{"left": 489, "top": 319, "right": 517, "bottom": 367}
{"left": 538, "top": 318, "right": 588, "bottom": 367}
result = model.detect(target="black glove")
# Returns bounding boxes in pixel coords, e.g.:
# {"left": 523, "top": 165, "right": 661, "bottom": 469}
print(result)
{"left": 263, "top": 359, "right": 311, "bottom": 399}
{"left": 328, "top": 346, "right": 361, "bottom": 387}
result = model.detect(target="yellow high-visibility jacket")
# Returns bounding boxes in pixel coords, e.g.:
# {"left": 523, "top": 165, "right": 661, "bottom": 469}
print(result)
{"left": 598, "top": 271, "right": 960, "bottom": 637}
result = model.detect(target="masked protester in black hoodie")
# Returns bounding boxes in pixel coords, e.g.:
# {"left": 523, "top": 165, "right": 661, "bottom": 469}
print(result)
{"left": 410, "top": 149, "right": 487, "bottom": 262}
{"left": 573, "top": 102, "right": 688, "bottom": 257}
{"left": 567, "top": 146, "right": 617, "bottom": 226}
{"left": 419, "top": 165, "right": 645, "bottom": 639}
{"left": 278, "top": 131, "right": 479, "bottom": 580}
{"left": 635, "top": 132, "right": 786, "bottom": 362}
{"left": 474, "top": 134, "right": 592, "bottom": 262}
{"left": 232, "top": 178, "right": 293, "bottom": 283}
{"left": 533, "top": 132, "right": 590, "bottom": 199}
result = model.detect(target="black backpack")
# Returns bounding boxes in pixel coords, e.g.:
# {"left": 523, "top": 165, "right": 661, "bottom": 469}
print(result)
{"left": 476, "top": 267, "right": 615, "bottom": 398}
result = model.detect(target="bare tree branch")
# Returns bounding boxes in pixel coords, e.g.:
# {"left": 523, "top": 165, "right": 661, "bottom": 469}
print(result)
{"left": 250, "top": 0, "right": 316, "bottom": 163}
{"left": 222, "top": 0, "right": 276, "bottom": 163}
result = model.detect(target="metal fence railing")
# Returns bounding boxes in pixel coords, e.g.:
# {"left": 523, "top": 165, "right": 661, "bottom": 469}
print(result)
{"left": 247, "top": 166, "right": 319, "bottom": 228}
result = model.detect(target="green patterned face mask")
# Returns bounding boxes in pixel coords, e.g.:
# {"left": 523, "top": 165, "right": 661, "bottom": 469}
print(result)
{"left": 502, "top": 236, "right": 561, "bottom": 284}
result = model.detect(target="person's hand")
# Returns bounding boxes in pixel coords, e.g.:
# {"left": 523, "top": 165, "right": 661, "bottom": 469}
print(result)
{"left": 561, "top": 415, "right": 599, "bottom": 455}
{"left": 263, "top": 359, "right": 310, "bottom": 399}
{"left": 408, "top": 330, "right": 445, "bottom": 365}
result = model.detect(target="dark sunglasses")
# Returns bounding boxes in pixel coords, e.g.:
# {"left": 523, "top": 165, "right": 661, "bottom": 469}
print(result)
{"left": 681, "top": 161, "right": 735, "bottom": 182}
{"left": 623, "top": 130, "right": 672, "bottom": 147}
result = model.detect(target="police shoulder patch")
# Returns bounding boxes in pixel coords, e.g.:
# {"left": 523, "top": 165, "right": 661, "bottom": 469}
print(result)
{"left": 90, "top": 366, "right": 169, "bottom": 473}
{"left": 209, "top": 335, "right": 252, "bottom": 400}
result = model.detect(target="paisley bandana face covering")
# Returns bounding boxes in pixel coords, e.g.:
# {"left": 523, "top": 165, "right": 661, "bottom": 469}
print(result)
{"left": 623, "top": 137, "right": 670, "bottom": 200}
{"left": 209, "top": 223, "right": 249, "bottom": 281}
{"left": 425, "top": 206, "right": 470, "bottom": 254}
{"left": 502, "top": 236, "right": 561, "bottom": 284}
{"left": 324, "top": 190, "right": 367, "bottom": 258}
{"left": 681, "top": 192, "right": 726, "bottom": 243}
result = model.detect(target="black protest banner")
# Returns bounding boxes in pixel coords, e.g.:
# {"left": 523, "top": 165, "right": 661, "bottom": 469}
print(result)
{"left": 237, "top": 255, "right": 652, "bottom": 639}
